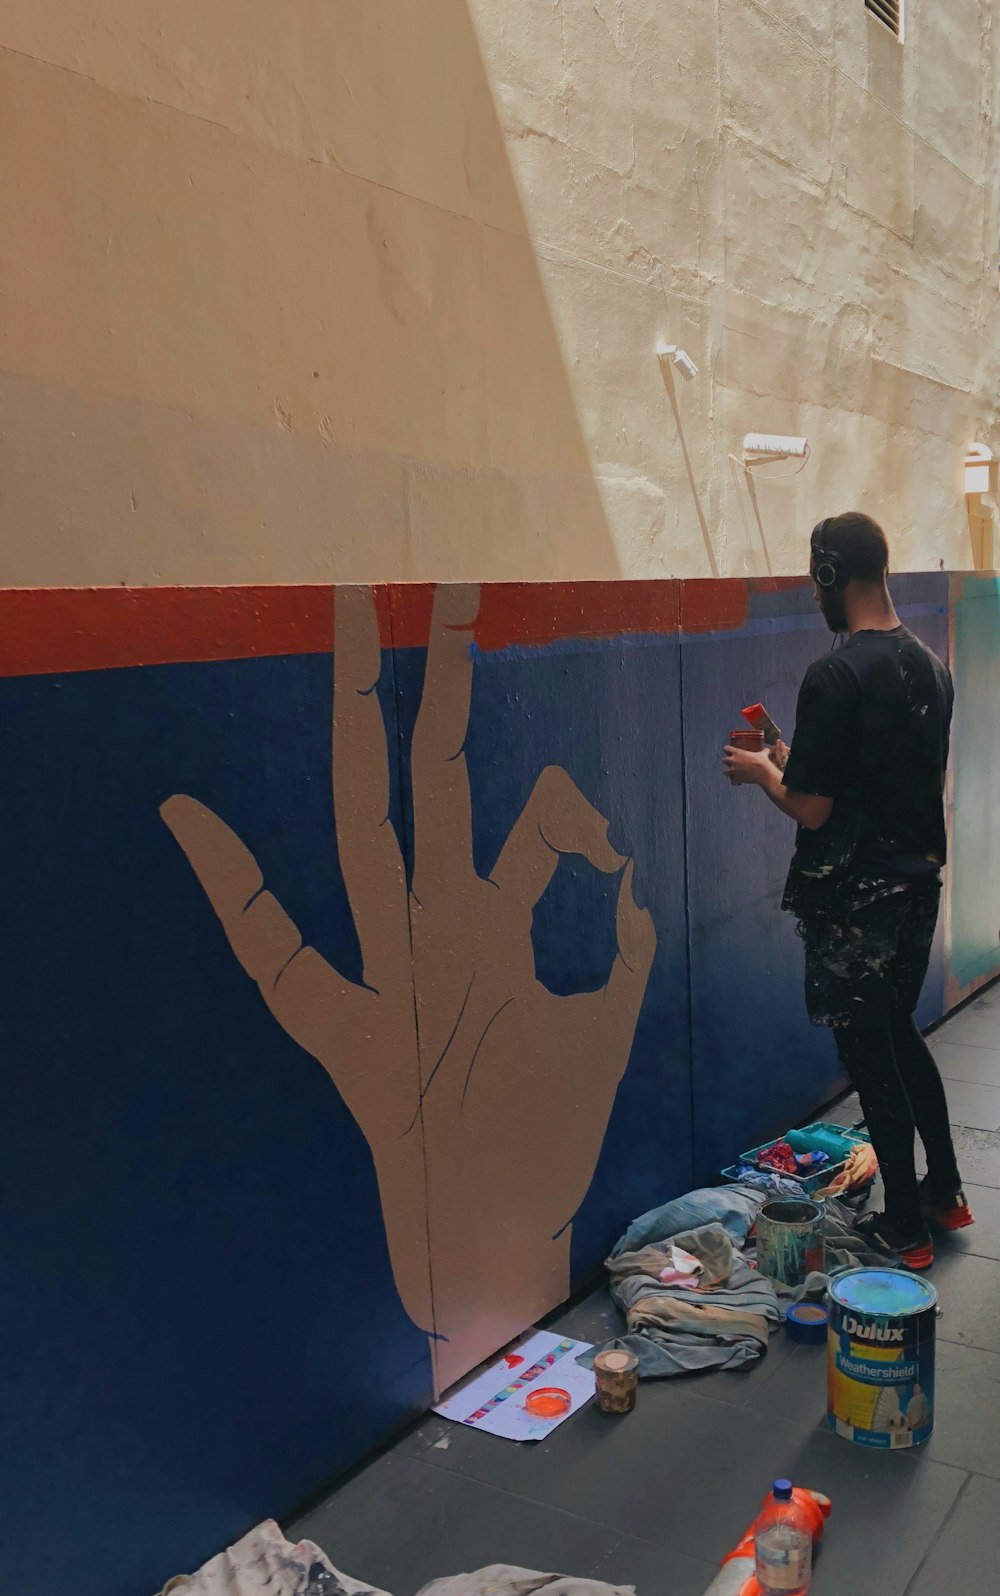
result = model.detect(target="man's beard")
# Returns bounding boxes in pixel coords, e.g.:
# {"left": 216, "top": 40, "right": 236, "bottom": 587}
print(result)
{"left": 819, "top": 587, "right": 848, "bottom": 634}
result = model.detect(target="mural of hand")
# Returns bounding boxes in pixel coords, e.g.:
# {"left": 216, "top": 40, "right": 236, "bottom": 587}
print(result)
{"left": 162, "top": 584, "right": 655, "bottom": 1393}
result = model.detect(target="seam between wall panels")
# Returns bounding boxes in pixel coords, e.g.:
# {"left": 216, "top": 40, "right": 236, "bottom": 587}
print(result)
{"left": 383, "top": 583, "right": 440, "bottom": 1383}
{"left": 677, "top": 590, "right": 698, "bottom": 1187}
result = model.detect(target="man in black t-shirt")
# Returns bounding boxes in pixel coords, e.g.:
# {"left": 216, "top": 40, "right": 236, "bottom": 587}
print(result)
{"left": 723, "top": 513, "right": 974, "bottom": 1268}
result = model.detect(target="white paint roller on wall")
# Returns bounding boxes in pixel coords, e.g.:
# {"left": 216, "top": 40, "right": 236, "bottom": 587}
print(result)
{"left": 656, "top": 342, "right": 699, "bottom": 380}
{"left": 742, "top": 434, "right": 810, "bottom": 464}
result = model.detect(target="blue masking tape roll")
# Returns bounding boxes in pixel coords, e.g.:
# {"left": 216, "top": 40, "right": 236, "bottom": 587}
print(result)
{"left": 786, "top": 1302, "right": 829, "bottom": 1344}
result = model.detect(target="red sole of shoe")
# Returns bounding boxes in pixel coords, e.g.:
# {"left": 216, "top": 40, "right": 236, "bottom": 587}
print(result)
{"left": 923, "top": 1204, "right": 975, "bottom": 1233}
{"left": 938, "top": 1209, "right": 975, "bottom": 1232}
{"left": 900, "top": 1245, "right": 935, "bottom": 1271}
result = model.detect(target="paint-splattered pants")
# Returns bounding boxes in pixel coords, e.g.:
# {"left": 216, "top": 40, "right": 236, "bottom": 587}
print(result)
{"left": 801, "top": 882, "right": 961, "bottom": 1235}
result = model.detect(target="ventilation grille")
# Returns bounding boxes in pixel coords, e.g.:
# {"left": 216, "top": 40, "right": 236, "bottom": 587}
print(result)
{"left": 866, "top": 0, "right": 902, "bottom": 35}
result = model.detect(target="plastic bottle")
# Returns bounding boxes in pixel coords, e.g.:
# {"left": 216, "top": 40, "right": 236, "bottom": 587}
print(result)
{"left": 754, "top": 1479, "right": 813, "bottom": 1595}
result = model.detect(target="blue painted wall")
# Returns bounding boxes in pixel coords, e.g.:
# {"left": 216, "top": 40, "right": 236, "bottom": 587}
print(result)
{"left": 0, "top": 571, "right": 977, "bottom": 1596}
{"left": 0, "top": 657, "right": 429, "bottom": 1596}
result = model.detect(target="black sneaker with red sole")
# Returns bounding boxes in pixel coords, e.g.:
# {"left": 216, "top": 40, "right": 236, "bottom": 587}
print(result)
{"left": 853, "top": 1211, "right": 935, "bottom": 1271}
{"left": 919, "top": 1179, "right": 976, "bottom": 1233}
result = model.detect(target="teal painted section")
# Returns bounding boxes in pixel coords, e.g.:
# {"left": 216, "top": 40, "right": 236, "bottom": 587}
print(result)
{"left": 949, "top": 574, "right": 1000, "bottom": 995}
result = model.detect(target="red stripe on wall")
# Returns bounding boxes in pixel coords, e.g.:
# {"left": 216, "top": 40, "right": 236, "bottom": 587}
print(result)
{"left": 0, "top": 579, "right": 778, "bottom": 678}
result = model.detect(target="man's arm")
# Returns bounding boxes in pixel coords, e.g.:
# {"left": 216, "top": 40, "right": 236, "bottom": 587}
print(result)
{"left": 758, "top": 757, "right": 832, "bottom": 829}
{"left": 723, "top": 744, "right": 833, "bottom": 830}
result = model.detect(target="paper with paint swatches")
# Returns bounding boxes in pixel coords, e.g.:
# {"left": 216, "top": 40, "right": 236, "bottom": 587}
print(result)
{"left": 434, "top": 1329, "right": 595, "bottom": 1442}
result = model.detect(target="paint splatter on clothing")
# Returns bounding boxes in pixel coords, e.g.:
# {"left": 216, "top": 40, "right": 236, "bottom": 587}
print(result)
{"left": 781, "top": 624, "right": 952, "bottom": 926}
{"left": 800, "top": 879, "right": 941, "bottom": 1029}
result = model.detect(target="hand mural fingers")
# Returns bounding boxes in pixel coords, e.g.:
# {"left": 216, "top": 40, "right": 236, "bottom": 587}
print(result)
{"left": 333, "top": 586, "right": 410, "bottom": 986}
{"left": 611, "top": 859, "right": 657, "bottom": 985}
{"left": 410, "top": 583, "right": 479, "bottom": 902}
{"left": 161, "top": 794, "right": 368, "bottom": 1056}
{"left": 559, "top": 861, "right": 656, "bottom": 1075}
{"left": 490, "top": 765, "right": 625, "bottom": 911}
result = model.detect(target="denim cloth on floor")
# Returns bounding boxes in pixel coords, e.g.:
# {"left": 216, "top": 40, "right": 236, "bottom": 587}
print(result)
{"left": 608, "top": 1185, "right": 764, "bottom": 1260}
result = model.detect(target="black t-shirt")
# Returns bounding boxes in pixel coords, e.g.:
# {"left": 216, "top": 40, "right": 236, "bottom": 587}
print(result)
{"left": 781, "top": 625, "right": 953, "bottom": 921}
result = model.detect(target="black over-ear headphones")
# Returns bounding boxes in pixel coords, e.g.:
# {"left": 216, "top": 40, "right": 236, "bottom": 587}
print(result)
{"left": 810, "top": 519, "right": 850, "bottom": 591}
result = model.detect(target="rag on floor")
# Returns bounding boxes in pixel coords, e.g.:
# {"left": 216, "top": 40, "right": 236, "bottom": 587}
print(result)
{"left": 156, "top": 1525, "right": 632, "bottom": 1596}
{"left": 609, "top": 1184, "right": 763, "bottom": 1258}
{"left": 582, "top": 1211, "right": 783, "bottom": 1379}
{"left": 816, "top": 1140, "right": 878, "bottom": 1197}
{"left": 156, "top": 1519, "right": 383, "bottom": 1596}
{"left": 584, "top": 1178, "right": 892, "bottom": 1378}
{"left": 418, "top": 1568, "right": 634, "bottom": 1596}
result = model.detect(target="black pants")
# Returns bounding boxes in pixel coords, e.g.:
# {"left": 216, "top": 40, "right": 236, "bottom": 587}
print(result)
{"left": 802, "top": 884, "right": 961, "bottom": 1236}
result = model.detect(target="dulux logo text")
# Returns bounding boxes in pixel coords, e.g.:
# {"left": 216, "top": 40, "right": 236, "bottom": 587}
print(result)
{"left": 844, "top": 1314, "right": 904, "bottom": 1343}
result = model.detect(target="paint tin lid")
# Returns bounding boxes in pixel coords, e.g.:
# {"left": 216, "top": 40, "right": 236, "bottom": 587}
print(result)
{"left": 597, "top": 1351, "right": 637, "bottom": 1373}
{"left": 829, "top": 1267, "right": 938, "bottom": 1315}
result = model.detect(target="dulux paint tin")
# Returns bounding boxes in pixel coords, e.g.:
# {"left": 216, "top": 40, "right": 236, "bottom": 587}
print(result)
{"left": 827, "top": 1268, "right": 938, "bottom": 1449}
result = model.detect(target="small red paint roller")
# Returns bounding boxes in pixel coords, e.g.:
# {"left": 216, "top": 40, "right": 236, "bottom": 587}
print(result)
{"left": 741, "top": 702, "right": 781, "bottom": 747}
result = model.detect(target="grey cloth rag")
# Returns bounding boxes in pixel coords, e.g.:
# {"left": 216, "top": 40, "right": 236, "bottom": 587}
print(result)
{"left": 581, "top": 1220, "right": 782, "bottom": 1379}
{"left": 417, "top": 1568, "right": 633, "bottom": 1596}
{"left": 155, "top": 1519, "right": 386, "bottom": 1595}
{"left": 583, "top": 1180, "right": 887, "bottom": 1378}
{"left": 156, "top": 1528, "right": 632, "bottom": 1596}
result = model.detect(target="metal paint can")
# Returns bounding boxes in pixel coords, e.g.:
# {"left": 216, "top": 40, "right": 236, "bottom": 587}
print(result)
{"left": 756, "top": 1198, "right": 825, "bottom": 1287}
{"left": 827, "top": 1268, "right": 938, "bottom": 1448}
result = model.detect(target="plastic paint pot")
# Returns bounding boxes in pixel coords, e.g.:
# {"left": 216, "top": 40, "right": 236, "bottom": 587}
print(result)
{"left": 729, "top": 729, "right": 766, "bottom": 752}
{"left": 827, "top": 1268, "right": 938, "bottom": 1448}
{"left": 523, "top": 1387, "right": 571, "bottom": 1419}
{"left": 756, "top": 1198, "right": 826, "bottom": 1287}
{"left": 786, "top": 1302, "right": 829, "bottom": 1344}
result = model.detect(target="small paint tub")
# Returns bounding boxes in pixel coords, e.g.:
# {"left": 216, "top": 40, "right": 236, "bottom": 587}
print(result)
{"left": 828, "top": 1268, "right": 938, "bottom": 1449}
{"left": 756, "top": 1198, "right": 825, "bottom": 1287}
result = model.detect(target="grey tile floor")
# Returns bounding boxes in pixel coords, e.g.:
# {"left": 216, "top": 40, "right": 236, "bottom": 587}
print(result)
{"left": 289, "top": 982, "right": 1000, "bottom": 1594}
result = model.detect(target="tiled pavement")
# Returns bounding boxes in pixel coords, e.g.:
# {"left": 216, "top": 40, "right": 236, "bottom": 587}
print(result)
{"left": 290, "top": 982, "right": 1000, "bottom": 1594}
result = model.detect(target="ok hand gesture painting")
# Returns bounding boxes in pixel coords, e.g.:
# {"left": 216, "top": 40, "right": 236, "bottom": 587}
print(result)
{"left": 162, "top": 584, "right": 655, "bottom": 1393}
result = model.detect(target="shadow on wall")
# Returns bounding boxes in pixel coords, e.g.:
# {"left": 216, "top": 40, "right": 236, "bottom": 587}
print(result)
{"left": 0, "top": 0, "right": 625, "bottom": 584}
{"left": 658, "top": 360, "right": 719, "bottom": 578}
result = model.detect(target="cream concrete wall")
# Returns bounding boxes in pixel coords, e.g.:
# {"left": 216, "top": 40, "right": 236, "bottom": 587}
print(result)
{"left": 1, "top": 1, "right": 997, "bottom": 585}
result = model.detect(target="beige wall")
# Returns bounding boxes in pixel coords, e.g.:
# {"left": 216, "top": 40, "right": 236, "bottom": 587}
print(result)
{"left": 1, "top": 1, "right": 998, "bottom": 585}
